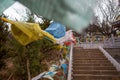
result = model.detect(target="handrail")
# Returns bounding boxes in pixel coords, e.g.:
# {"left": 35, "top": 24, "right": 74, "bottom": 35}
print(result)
{"left": 67, "top": 43, "right": 73, "bottom": 80}
{"left": 32, "top": 72, "right": 46, "bottom": 80}
{"left": 32, "top": 43, "right": 74, "bottom": 80}
{"left": 99, "top": 46, "right": 120, "bottom": 71}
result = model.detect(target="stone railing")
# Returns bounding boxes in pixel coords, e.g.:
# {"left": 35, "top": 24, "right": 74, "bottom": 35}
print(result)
{"left": 104, "top": 37, "right": 120, "bottom": 48}
{"left": 67, "top": 43, "right": 73, "bottom": 80}
{"left": 99, "top": 46, "right": 120, "bottom": 71}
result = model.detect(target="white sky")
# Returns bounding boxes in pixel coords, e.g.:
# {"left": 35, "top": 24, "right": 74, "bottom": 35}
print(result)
{"left": 3, "top": 0, "right": 119, "bottom": 24}
{"left": 4, "top": 2, "right": 28, "bottom": 21}
{"left": 3, "top": 1, "right": 43, "bottom": 23}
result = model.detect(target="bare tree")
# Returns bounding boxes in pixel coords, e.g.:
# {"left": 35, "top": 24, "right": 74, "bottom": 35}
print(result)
{"left": 94, "top": 0, "right": 120, "bottom": 37}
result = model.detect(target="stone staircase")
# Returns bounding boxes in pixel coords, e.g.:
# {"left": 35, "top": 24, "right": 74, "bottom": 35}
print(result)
{"left": 104, "top": 37, "right": 120, "bottom": 48}
{"left": 72, "top": 48, "right": 120, "bottom": 80}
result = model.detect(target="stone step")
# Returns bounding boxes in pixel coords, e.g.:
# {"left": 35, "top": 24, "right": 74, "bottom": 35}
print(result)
{"left": 73, "top": 70, "right": 119, "bottom": 75}
{"left": 73, "top": 55, "right": 104, "bottom": 57}
{"left": 73, "top": 60, "right": 111, "bottom": 63}
{"left": 73, "top": 59, "right": 109, "bottom": 61}
{"left": 73, "top": 74, "right": 120, "bottom": 80}
{"left": 73, "top": 58, "right": 107, "bottom": 60}
{"left": 73, "top": 63, "right": 113, "bottom": 66}
{"left": 73, "top": 51, "right": 102, "bottom": 53}
{"left": 73, "top": 49, "right": 101, "bottom": 53}
{"left": 73, "top": 52, "right": 102, "bottom": 54}
{"left": 72, "top": 48, "right": 120, "bottom": 80}
{"left": 73, "top": 55, "right": 105, "bottom": 59}
{"left": 73, "top": 56, "right": 105, "bottom": 59}
{"left": 73, "top": 49, "right": 101, "bottom": 51}
{"left": 74, "top": 51, "right": 102, "bottom": 54}
{"left": 74, "top": 51, "right": 102, "bottom": 52}
{"left": 74, "top": 51, "right": 103, "bottom": 54}
{"left": 73, "top": 53, "right": 104, "bottom": 56}
{"left": 73, "top": 66, "right": 116, "bottom": 70}
{"left": 74, "top": 52, "right": 102, "bottom": 54}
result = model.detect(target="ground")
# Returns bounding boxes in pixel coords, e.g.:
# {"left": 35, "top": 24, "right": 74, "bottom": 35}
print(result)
{"left": 105, "top": 48, "right": 120, "bottom": 63}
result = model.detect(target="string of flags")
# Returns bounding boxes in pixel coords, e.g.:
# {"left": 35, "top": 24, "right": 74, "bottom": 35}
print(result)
{"left": 1, "top": 18, "right": 76, "bottom": 80}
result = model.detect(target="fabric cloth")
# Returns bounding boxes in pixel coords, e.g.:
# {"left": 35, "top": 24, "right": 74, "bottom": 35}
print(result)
{"left": 1, "top": 18, "right": 56, "bottom": 45}
{"left": 32, "top": 72, "right": 46, "bottom": 80}
{"left": 49, "top": 64, "right": 59, "bottom": 71}
{"left": 61, "top": 64, "right": 67, "bottom": 74}
{"left": 43, "top": 71, "right": 57, "bottom": 80}
{"left": 56, "top": 30, "right": 76, "bottom": 44}
{"left": 45, "top": 22, "right": 66, "bottom": 38}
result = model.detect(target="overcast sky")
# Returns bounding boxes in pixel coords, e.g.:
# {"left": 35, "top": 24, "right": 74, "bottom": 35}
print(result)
{"left": 3, "top": 1, "right": 43, "bottom": 23}
{"left": 3, "top": 0, "right": 119, "bottom": 24}
{"left": 4, "top": 2, "right": 28, "bottom": 21}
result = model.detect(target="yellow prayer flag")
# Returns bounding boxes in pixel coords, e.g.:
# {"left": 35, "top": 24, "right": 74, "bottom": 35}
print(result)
{"left": 1, "top": 18, "right": 56, "bottom": 46}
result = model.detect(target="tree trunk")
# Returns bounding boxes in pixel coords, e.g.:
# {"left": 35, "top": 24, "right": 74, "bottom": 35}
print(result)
{"left": 27, "top": 59, "right": 31, "bottom": 80}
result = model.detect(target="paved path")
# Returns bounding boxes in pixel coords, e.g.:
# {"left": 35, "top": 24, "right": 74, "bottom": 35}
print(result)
{"left": 72, "top": 47, "right": 120, "bottom": 80}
